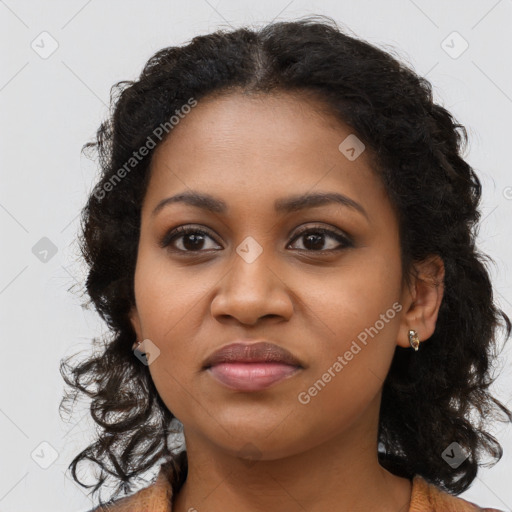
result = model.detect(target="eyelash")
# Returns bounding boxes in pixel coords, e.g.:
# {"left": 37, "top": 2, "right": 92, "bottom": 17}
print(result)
{"left": 159, "top": 224, "right": 354, "bottom": 254}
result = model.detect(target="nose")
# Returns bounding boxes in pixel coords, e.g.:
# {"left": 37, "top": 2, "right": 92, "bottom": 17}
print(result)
{"left": 210, "top": 247, "right": 294, "bottom": 326}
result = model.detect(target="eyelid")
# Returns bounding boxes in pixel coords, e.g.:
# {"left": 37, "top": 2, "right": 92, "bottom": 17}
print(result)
{"left": 288, "top": 224, "right": 353, "bottom": 250}
{"left": 160, "top": 223, "right": 354, "bottom": 252}
{"left": 158, "top": 224, "right": 220, "bottom": 249}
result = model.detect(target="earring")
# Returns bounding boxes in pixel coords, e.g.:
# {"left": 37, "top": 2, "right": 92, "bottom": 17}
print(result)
{"left": 408, "top": 330, "right": 420, "bottom": 351}
{"left": 132, "top": 340, "right": 143, "bottom": 351}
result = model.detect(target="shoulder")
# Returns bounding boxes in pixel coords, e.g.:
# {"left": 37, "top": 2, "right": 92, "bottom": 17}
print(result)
{"left": 410, "top": 475, "right": 504, "bottom": 512}
{"left": 84, "top": 465, "right": 174, "bottom": 512}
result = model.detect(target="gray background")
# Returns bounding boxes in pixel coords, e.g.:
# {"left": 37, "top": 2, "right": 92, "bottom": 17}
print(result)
{"left": 1, "top": 0, "right": 511, "bottom": 510}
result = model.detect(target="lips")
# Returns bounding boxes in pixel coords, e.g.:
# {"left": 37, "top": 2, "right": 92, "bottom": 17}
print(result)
{"left": 203, "top": 341, "right": 304, "bottom": 391}
{"left": 203, "top": 341, "right": 303, "bottom": 368}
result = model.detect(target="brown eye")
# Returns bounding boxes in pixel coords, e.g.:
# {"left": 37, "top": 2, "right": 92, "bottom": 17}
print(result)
{"left": 288, "top": 227, "right": 353, "bottom": 252}
{"left": 159, "top": 224, "right": 353, "bottom": 255}
{"left": 160, "top": 225, "right": 221, "bottom": 252}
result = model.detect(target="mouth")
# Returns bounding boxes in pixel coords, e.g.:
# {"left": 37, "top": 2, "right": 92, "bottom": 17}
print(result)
{"left": 203, "top": 341, "right": 304, "bottom": 392}
{"left": 206, "top": 362, "right": 302, "bottom": 391}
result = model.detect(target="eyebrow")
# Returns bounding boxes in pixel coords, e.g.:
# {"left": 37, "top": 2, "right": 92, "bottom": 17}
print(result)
{"left": 151, "top": 190, "right": 368, "bottom": 220}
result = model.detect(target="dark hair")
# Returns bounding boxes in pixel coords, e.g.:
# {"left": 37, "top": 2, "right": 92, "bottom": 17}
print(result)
{"left": 59, "top": 14, "right": 512, "bottom": 505}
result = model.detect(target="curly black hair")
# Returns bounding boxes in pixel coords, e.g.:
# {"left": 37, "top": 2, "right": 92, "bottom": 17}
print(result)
{"left": 59, "top": 14, "right": 512, "bottom": 506}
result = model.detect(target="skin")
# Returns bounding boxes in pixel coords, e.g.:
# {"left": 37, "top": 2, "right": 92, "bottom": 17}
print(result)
{"left": 129, "top": 90, "right": 445, "bottom": 512}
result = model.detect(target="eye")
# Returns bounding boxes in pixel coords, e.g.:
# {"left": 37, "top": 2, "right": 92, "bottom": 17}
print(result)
{"left": 159, "top": 225, "right": 221, "bottom": 252}
{"left": 160, "top": 224, "right": 354, "bottom": 254}
{"left": 288, "top": 225, "right": 353, "bottom": 252}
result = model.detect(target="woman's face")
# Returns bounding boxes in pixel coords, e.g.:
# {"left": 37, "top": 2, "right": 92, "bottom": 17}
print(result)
{"left": 129, "top": 91, "right": 418, "bottom": 460}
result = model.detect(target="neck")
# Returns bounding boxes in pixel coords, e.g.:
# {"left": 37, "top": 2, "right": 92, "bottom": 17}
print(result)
{"left": 172, "top": 394, "right": 412, "bottom": 512}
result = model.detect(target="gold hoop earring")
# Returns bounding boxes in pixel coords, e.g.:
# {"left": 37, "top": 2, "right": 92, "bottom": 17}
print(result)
{"left": 408, "top": 330, "right": 420, "bottom": 351}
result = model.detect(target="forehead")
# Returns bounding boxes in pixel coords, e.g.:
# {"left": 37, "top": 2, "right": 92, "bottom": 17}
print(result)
{"left": 151, "top": 90, "right": 360, "bottom": 166}
{"left": 144, "top": 91, "right": 388, "bottom": 218}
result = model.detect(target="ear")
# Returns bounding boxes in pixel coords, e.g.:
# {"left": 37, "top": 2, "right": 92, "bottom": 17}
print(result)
{"left": 397, "top": 254, "right": 445, "bottom": 349}
{"left": 129, "top": 306, "right": 143, "bottom": 342}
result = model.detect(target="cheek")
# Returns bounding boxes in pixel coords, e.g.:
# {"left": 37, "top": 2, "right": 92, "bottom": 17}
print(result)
{"left": 299, "top": 249, "right": 402, "bottom": 341}
{"left": 295, "top": 251, "right": 402, "bottom": 402}
{"left": 133, "top": 247, "right": 208, "bottom": 340}
{"left": 132, "top": 256, "right": 208, "bottom": 410}
{"left": 292, "top": 296, "right": 401, "bottom": 443}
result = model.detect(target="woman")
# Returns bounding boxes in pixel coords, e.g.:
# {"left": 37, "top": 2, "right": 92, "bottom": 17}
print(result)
{"left": 60, "top": 15, "right": 511, "bottom": 512}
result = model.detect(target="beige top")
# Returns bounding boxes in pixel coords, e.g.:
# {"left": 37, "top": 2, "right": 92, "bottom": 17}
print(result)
{"left": 88, "top": 463, "right": 504, "bottom": 512}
